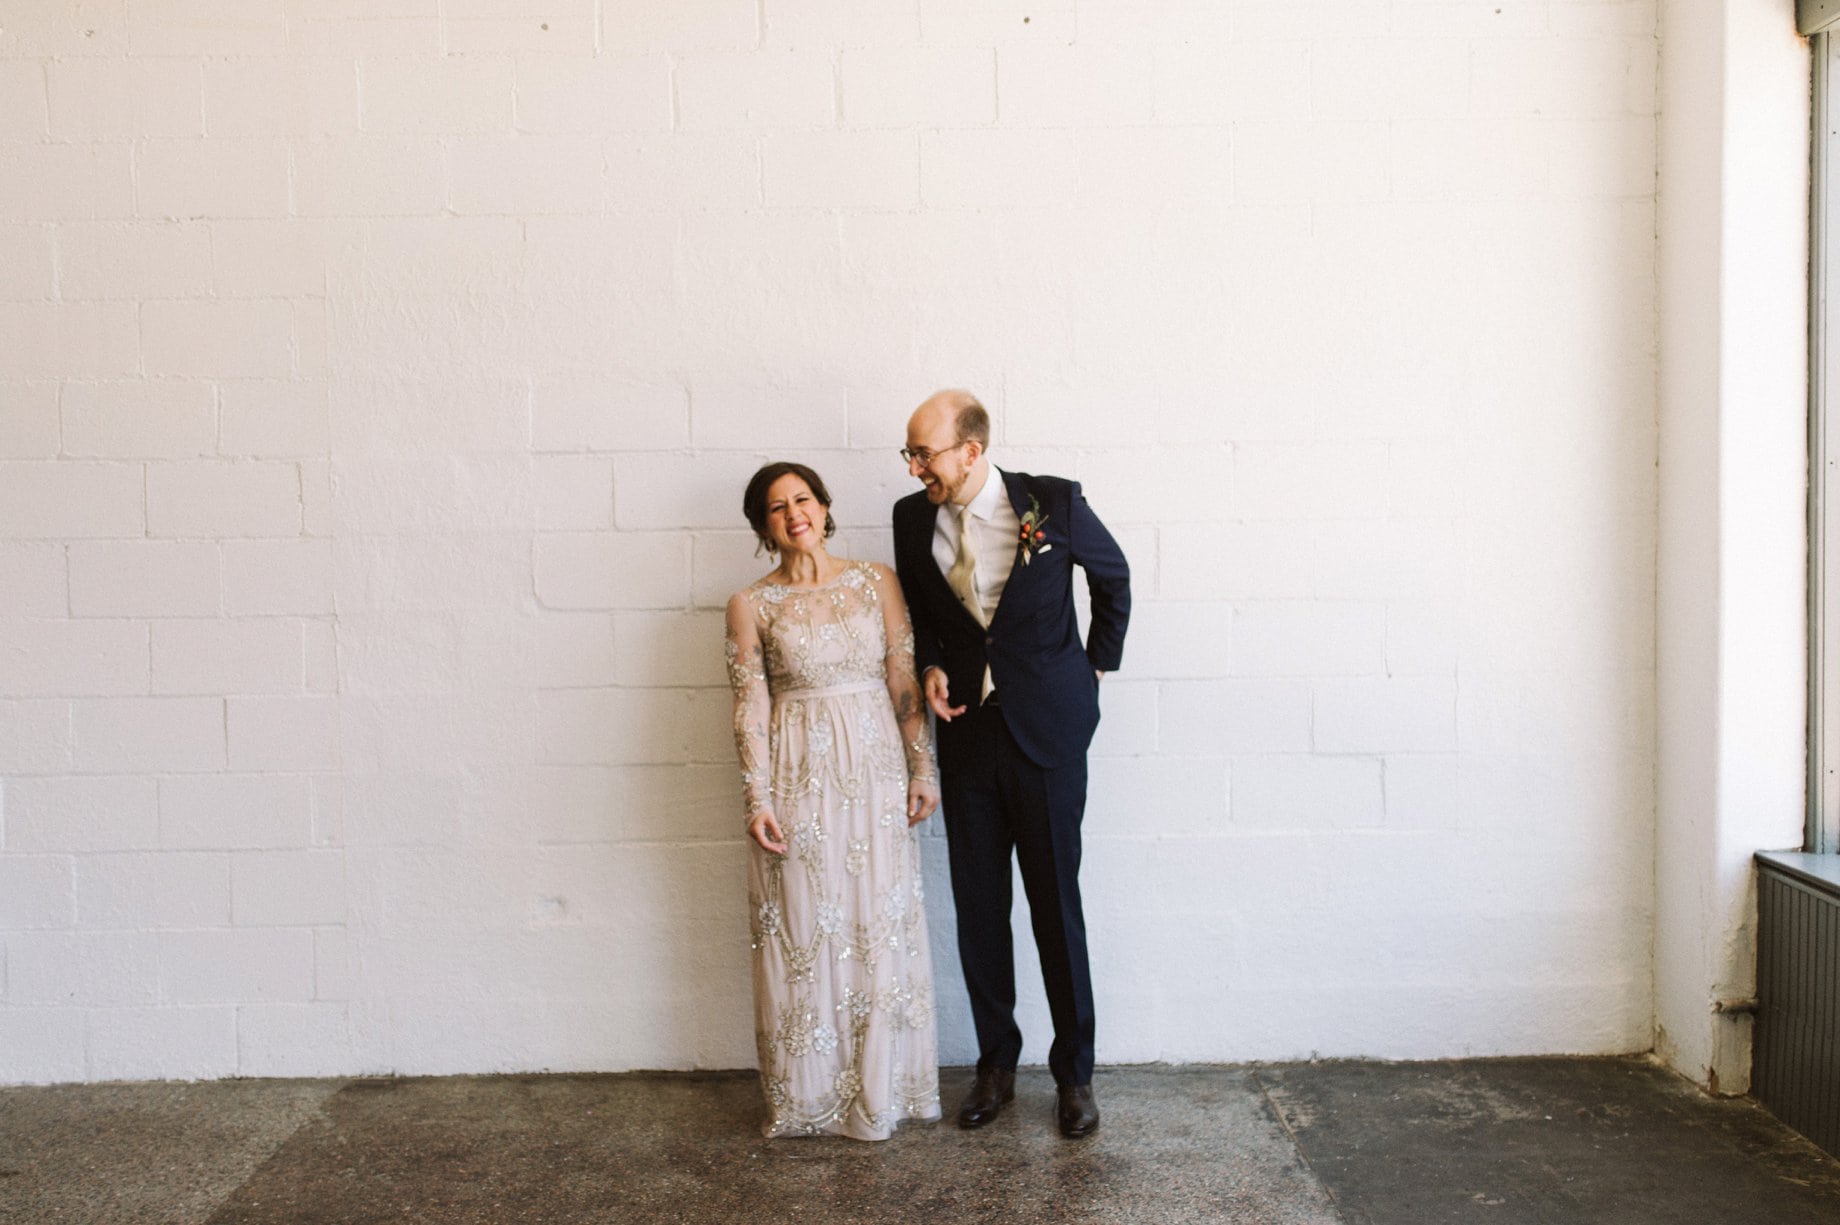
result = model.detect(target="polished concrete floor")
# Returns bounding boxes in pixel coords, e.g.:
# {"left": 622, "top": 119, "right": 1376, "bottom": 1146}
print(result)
{"left": 3, "top": 1058, "right": 1840, "bottom": 1224}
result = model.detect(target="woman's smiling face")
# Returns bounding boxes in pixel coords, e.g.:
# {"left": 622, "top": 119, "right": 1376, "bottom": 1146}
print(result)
{"left": 763, "top": 473, "right": 828, "bottom": 555}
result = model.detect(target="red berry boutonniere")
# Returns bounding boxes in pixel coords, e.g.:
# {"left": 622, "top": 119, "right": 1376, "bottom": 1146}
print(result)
{"left": 1018, "top": 496, "right": 1052, "bottom": 565}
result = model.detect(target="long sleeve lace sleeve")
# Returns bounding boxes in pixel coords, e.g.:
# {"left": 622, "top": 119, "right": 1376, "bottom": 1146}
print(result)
{"left": 725, "top": 592, "right": 773, "bottom": 819}
{"left": 873, "top": 564, "right": 936, "bottom": 785}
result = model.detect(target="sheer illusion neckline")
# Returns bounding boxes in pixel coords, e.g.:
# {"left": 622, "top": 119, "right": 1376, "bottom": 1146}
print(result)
{"left": 757, "top": 559, "right": 868, "bottom": 592}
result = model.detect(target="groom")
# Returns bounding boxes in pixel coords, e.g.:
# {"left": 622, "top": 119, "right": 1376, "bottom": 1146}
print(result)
{"left": 892, "top": 389, "right": 1131, "bottom": 1138}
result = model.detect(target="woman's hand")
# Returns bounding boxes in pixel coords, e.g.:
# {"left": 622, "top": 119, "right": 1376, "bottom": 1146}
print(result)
{"left": 907, "top": 776, "right": 940, "bottom": 826}
{"left": 747, "top": 809, "right": 788, "bottom": 855}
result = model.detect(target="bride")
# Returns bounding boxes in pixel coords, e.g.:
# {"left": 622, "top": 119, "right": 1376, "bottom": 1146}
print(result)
{"left": 724, "top": 460, "right": 942, "bottom": 1139}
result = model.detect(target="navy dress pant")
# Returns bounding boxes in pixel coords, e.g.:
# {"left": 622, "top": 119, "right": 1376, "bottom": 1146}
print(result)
{"left": 938, "top": 701, "right": 1095, "bottom": 1087}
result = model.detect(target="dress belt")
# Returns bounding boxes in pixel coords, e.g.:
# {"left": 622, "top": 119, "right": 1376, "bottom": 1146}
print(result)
{"left": 775, "top": 680, "right": 884, "bottom": 702}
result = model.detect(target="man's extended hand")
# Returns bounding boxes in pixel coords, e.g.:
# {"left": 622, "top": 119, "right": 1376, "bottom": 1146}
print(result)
{"left": 924, "top": 668, "right": 967, "bottom": 722}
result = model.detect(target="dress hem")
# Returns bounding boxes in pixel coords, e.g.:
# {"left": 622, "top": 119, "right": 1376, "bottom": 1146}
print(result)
{"left": 760, "top": 1105, "right": 944, "bottom": 1143}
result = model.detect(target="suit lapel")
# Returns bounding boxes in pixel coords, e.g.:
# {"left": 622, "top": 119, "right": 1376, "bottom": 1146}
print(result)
{"left": 986, "top": 470, "right": 1030, "bottom": 632}
{"left": 905, "top": 494, "right": 985, "bottom": 631}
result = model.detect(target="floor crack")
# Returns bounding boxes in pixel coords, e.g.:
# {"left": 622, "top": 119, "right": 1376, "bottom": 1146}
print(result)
{"left": 1251, "top": 1067, "right": 1356, "bottom": 1225}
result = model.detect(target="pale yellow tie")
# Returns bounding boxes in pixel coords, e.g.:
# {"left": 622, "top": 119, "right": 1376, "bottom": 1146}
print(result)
{"left": 947, "top": 506, "right": 985, "bottom": 626}
{"left": 946, "top": 508, "right": 995, "bottom": 701}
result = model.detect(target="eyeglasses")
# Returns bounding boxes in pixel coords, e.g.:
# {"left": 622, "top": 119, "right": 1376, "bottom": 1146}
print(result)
{"left": 899, "top": 440, "right": 969, "bottom": 467}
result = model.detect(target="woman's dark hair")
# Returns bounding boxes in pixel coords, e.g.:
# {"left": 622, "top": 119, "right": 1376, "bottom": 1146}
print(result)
{"left": 742, "top": 461, "right": 837, "bottom": 554}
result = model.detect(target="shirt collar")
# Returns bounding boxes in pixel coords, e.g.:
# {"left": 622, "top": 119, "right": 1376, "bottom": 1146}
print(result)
{"left": 962, "top": 466, "right": 1007, "bottom": 522}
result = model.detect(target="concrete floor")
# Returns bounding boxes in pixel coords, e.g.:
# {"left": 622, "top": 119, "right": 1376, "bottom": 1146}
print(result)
{"left": 3, "top": 1059, "right": 1839, "bottom": 1224}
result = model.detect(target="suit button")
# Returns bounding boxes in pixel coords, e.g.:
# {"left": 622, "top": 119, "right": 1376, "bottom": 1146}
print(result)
{"left": 985, "top": 635, "right": 994, "bottom": 645}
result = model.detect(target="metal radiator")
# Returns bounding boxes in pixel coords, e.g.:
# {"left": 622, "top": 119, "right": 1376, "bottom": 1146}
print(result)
{"left": 1755, "top": 851, "right": 1840, "bottom": 1156}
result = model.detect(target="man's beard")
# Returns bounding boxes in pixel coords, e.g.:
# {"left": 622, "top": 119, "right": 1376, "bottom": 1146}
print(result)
{"left": 929, "top": 468, "right": 967, "bottom": 504}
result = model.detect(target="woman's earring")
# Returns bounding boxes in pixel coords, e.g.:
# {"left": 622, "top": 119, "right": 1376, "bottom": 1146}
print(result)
{"left": 824, "top": 513, "right": 836, "bottom": 537}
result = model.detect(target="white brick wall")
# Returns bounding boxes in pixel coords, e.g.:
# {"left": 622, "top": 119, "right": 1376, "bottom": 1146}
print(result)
{"left": 0, "top": 1, "right": 1662, "bottom": 1083}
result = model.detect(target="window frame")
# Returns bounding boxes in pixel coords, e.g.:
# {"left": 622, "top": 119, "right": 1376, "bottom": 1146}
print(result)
{"left": 1811, "top": 16, "right": 1840, "bottom": 852}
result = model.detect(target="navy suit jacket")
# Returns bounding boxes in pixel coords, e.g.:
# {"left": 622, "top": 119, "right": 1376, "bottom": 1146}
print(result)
{"left": 893, "top": 470, "right": 1131, "bottom": 770}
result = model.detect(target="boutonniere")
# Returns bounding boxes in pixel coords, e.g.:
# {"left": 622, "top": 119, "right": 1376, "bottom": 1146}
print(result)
{"left": 1018, "top": 496, "right": 1052, "bottom": 565}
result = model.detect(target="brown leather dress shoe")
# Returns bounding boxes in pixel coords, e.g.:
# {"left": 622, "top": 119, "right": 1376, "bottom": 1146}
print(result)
{"left": 956, "top": 1067, "right": 1016, "bottom": 1129}
{"left": 1057, "top": 1083, "right": 1100, "bottom": 1137}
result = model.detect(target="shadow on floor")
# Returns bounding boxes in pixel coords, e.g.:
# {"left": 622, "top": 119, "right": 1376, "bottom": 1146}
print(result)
{"left": 2, "top": 1058, "right": 1838, "bottom": 1224}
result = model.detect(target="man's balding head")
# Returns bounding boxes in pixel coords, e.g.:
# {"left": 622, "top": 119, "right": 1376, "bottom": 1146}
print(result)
{"left": 913, "top": 389, "right": 989, "bottom": 450}
{"left": 906, "top": 389, "right": 992, "bottom": 507}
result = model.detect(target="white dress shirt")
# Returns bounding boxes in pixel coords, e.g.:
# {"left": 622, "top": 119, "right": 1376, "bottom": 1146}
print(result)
{"left": 932, "top": 466, "right": 1021, "bottom": 624}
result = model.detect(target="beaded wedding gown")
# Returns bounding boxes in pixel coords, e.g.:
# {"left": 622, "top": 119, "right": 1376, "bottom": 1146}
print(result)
{"left": 725, "top": 560, "right": 941, "bottom": 1140}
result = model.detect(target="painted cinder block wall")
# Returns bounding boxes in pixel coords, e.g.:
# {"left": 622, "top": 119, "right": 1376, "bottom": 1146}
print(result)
{"left": 0, "top": 1, "right": 1663, "bottom": 1082}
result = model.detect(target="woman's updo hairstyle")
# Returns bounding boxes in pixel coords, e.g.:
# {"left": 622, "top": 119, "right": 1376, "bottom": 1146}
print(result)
{"left": 742, "top": 461, "right": 837, "bottom": 555}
